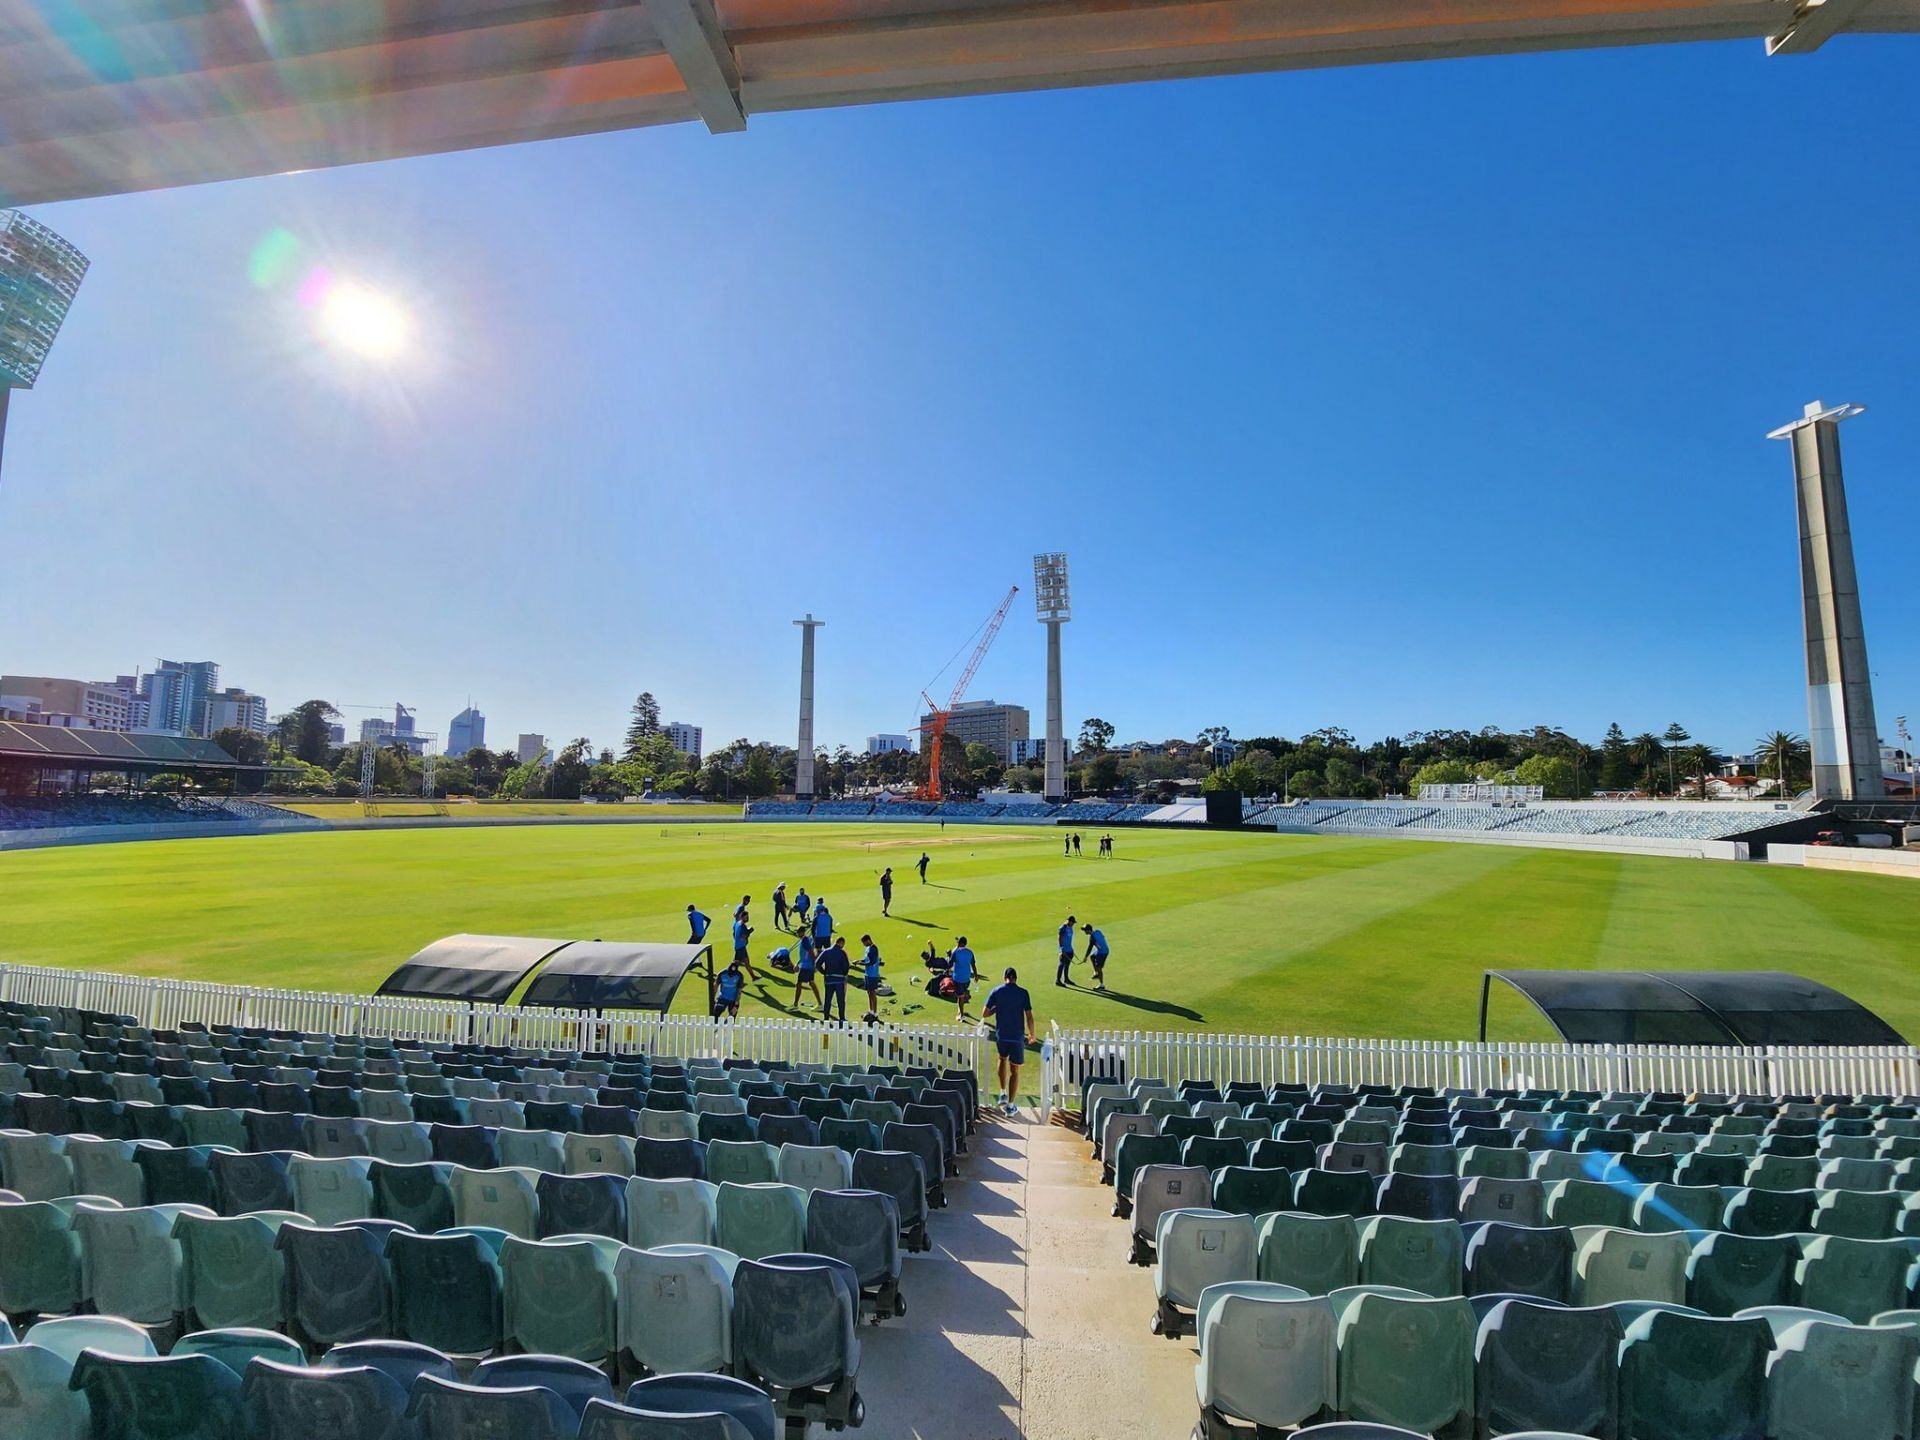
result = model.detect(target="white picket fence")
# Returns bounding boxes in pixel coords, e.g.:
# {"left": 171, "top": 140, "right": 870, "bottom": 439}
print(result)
{"left": 0, "top": 962, "right": 988, "bottom": 1075}
{"left": 1039, "top": 1024, "right": 1920, "bottom": 1114}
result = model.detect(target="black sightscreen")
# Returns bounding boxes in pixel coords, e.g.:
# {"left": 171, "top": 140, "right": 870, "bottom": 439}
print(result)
{"left": 1484, "top": 969, "right": 1907, "bottom": 1046}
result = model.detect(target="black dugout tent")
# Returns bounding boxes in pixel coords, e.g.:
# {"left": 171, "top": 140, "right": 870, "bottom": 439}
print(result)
{"left": 1480, "top": 969, "right": 1908, "bottom": 1046}
{"left": 378, "top": 934, "right": 715, "bottom": 1013}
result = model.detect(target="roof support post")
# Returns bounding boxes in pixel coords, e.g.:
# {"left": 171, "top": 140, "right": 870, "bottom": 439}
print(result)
{"left": 646, "top": 0, "right": 746, "bottom": 133}
{"left": 1767, "top": 0, "right": 1874, "bottom": 54}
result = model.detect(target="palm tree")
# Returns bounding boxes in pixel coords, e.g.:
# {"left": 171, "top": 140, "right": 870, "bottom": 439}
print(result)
{"left": 1755, "top": 730, "right": 1809, "bottom": 797}
{"left": 1681, "top": 743, "right": 1717, "bottom": 800}
{"left": 1629, "top": 733, "right": 1664, "bottom": 795}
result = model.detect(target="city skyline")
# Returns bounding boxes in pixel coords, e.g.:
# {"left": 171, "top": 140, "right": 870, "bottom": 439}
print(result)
{"left": 0, "top": 42, "right": 1912, "bottom": 756}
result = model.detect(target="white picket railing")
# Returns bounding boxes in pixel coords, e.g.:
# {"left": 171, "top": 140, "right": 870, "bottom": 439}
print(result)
{"left": 0, "top": 961, "right": 987, "bottom": 1075}
{"left": 1039, "top": 1023, "right": 1920, "bottom": 1115}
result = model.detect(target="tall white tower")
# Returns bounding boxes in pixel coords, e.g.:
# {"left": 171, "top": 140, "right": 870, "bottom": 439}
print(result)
{"left": 1767, "top": 402, "right": 1883, "bottom": 802}
{"left": 793, "top": 614, "right": 823, "bottom": 800}
{"left": 1033, "top": 553, "right": 1070, "bottom": 804}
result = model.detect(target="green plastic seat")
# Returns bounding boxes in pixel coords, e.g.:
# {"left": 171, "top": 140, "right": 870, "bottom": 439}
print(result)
{"left": 1686, "top": 1232, "right": 1796, "bottom": 1317}
{"left": 388, "top": 1227, "right": 504, "bottom": 1357}
{"left": 1573, "top": 1227, "right": 1691, "bottom": 1308}
{"left": 1812, "top": 1187, "right": 1900, "bottom": 1240}
{"left": 495, "top": 1127, "right": 565, "bottom": 1171}
{"left": 1257, "top": 1210, "right": 1358, "bottom": 1295}
{"left": 1545, "top": 1178, "right": 1637, "bottom": 1230}
{"left": 68, "top": 1347, "right": 244, "bottom": 1440}
{"left": 1356, "top": 1215, "right": 1463, "bottom": 1298}
{"left": 500, "top": 1233, "right": 620, "bottom": 1364}
{"left": 66, "top": 1137, "right": 153, "bottom": 1207}
{"left": 0, "top": 1340, "right": 91, "bottom": 1440}
{"left": 23, "top": 1313, "right": 158, "bottom": 1365}
{"left": 1723, "top": 1187, "right": 1816, "bottom": 1237}
{"left": 705, "top": 1140, "right": 778, "bottom": 1189}
{"left": 1460, "top": 1146, "right": 1530, "bottom": 1180}
{"left": 170, "top": 1326, "right": 305, "bottom": 1376}
{"left": 1389, "top": 1143, "right": 1460, "bottom": 1177}
{"left": 1473, "top": 1298, "right": 1622, "bottom": 1439}
{"left": 362, "top": 1120, "right": 434, "bottom": 1166}
{"left": 179, "top": 1107, "right": 249, "bottom": 1151}
{"left": 288, "top": 1156, "right": 374, "bottom": 1226}
{"left": 0, "top": 1130, "right": 74, "bottom": 1200}
{"left": 1793, "top": 1235, "right": 1909, "bottom": 1322}
{"left": 449, "top": 1165, "right": 540, "bottom": 1239}
{"left": 1632, "top": 1183, "right": 1726, "bottom": 1236}
{"left": 713, "top": 1182, "right": 808, "bottom": 1261}
{"left": 370, "top": 1160, "right": 455, "bottom": 1231}
{"left": 565, "top": 1133, "right": 638, "bottom": 1177}
{"left": 1333, "top": 1291, "right": 1474, "bottom": 1436}
{"left": 1617, "top": 1310, "right": 1771, "bottom": 1440}
{"left": 1747, "top": 1154, "right": 1819, "bottom": 1192}
{"left": 0, "top": 1196, "right": 85, "bottom": 1315}
{"left": 1765, "top": 1316, "right": 1918, "bottom": 1440}
{"left": 614, "top": 1245, "right": 734, "bottom": 1377}
{"left": 175, "top": 1210, "right": 300, "bottom": 1331}
{"left": 1195, "top": 1285, "right": 1333, "bottom": 1430}
{"left": 626, "top": 1176, "right": 718, "bottom": 1249}
{"left": 75, "top": 1201, "right": 211, "bottom": 1325}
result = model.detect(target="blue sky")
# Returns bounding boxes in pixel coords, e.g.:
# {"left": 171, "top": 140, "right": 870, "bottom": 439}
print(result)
{"left": 3, "top": 37, "right": 1916, "bottom": 759}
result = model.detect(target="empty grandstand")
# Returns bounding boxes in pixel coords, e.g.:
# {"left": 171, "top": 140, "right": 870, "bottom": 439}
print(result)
{"left": 744, "top": 798, "right": 1207, "bottom": 826}
{"left": 1242, "top": 799, "right": 1804, "bottom": 849}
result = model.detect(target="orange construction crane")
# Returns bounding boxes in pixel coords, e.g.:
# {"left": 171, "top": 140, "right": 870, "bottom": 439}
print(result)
{"left": 917, "top": 584, "right": 1020, "bottom": 802}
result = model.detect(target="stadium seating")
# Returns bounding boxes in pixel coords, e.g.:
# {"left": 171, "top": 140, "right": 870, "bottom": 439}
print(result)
{"left": 1240, "top": 798, "right": 1796, "bottom": 844}
{"left": 0, "top": 795, "right": 308, "bottom": 833}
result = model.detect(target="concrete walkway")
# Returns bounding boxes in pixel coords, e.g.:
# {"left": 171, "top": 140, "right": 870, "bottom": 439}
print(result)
{"left": 860, "top": 1111, "right": 1198, "bottom": 1440}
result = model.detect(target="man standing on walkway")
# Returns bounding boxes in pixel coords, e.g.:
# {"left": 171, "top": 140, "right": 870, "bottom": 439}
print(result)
{"left": 1056, "top": 914, "right": 1077, "bottom": 987}
{"left": 1081, "top": 922, "right": 1110, "bottom": 993}
{"left": 916, "top": 851, "right": 930, "bottom": 884}
{"left": 819, "top": 935, "right": 851, "bottom": 1023}
{"left": 879, "top": 867, "right": 894, "bottom": 917}
{"left": 686, "top": 903, "right": 711, "bottom": 947}
{"left": 983, "top": 967, "right": 1036, "bottom": 1112}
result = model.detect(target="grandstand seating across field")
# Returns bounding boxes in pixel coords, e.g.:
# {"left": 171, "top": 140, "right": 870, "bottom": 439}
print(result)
{"left": 1243, "top": 800, "right": 1795, "bottom": 844}
{"left": 0, "top": 795, "right": 307, "bottom": 833}
{"left": 1076, "top": 1075, "right": 1920, "bottom": 1438}
{"left": 0, "top": 997, "right": 990, "bottom": 1438}
{"left": 743, "top": 798, "right": 1205, "bottom": 826}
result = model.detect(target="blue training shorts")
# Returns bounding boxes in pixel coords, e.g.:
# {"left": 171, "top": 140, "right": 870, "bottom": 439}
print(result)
{"left": 996, "top": 1038, "right": 1026, "bottom": 1063}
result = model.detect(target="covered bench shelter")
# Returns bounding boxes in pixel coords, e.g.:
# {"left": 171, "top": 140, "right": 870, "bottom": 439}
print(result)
{"left": 379, "top": 933, "right": 717, "bottom": 1013}
{"left": 1480, "top": 969, "right": 1908, "bottom": 1046}
{"left": 0, "top": 720, "right": 291, "bottom": 796}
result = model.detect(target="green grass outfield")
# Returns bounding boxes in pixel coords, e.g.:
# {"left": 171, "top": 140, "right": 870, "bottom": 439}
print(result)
{"left": 1, "top": 822, "right": 1917, "bottom": 1041}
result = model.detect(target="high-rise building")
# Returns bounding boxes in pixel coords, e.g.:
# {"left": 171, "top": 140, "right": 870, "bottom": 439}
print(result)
{"left": 136, "top": 661, "right": 218, "bottom": 736}
{"left": 359, "top": 717, "right": 395, "bottom": 746}
{"left": 201, "top": 688, "right": 268, "bottom": 736}
{"left": 1008, "top": 737, "right": 1049, "bottom": 766}
{"left": 867, "top": 734, "right": 913, "bottom": 755}
{"left": 0, "top": 676, "right": 131, "bottom": 730}
{"left": 326, "top": 724, "right": 346, "bottom": 746}
{"left": 448, "top": 707, "right": 485, "bottom": 755}
{"left": 666, "top": 722, "right": 702, "bottom": 763}
{"left": 916, "top": 700, "right": 1030, "bottom": 764}
{"left": 516, "top": 733, "right": 548, "bottom": 764}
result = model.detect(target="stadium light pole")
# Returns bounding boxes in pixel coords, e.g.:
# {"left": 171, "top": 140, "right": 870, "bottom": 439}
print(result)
{"left": 0, "top": 210, "right": 88, "bottom": 489}
{"left": 1767, "top": 400, "right": 1883, "bottom": 802}
{"left": 794, "top": 614, "right": 823, "bottom": 801}
{"left": 1033, "top": 554, "right": 1070, "bottom": 804}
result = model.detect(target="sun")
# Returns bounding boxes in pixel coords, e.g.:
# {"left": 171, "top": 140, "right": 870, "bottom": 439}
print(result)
{"left": 316, "top": 280, "right": 411, "bottom": 361}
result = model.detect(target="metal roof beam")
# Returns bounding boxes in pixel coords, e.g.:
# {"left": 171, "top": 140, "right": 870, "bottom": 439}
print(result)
{"left": 1768, "top": 0, "right": 1876, "bottom": 53}
{"left": 646, "top": 0, "right": 745, "bottom": 132}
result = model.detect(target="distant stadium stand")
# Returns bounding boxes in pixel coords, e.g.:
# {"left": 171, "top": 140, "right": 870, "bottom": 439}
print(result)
{"left": 0, "top": 795, "right": 308, "bottom": 833}
{"left": 1243, "top": 800, "right": 1802, "bottom": 847}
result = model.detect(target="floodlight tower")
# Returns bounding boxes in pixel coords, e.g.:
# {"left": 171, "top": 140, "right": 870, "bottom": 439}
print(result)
{"left": 794, "top": 614, "right": 823, "bottom": 801}
{"left": 1033, "top": 553, "right": 1070, "bottom": 803}
{"left": 0, "top": 210, "right": 88, "bottom": 485}
{"left": 1767, "top": 401, "right": 1883, "bottom": 801}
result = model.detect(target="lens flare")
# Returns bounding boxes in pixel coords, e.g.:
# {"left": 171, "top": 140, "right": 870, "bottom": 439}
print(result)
{"left": 315, "top": 279, "right": 411, "bottom": 361}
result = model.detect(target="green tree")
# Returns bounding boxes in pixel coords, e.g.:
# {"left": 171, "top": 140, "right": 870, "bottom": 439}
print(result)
{"left": 497, "top": 758, "right": 549, "bottom": 800}
{"left": 212, "top": 726, "right": 269, "bottom": 768}
{"left": 1077, "top": 717, "right": 1115, "bottom": 756}
{"left": 1513, "top": 753, "right": 1575, "bottom": 798}
{"left": 1661, "top": 723, "right": 1691, "bottom": 796}
{"left": 1680, "top": 743, "right": 1717, "bottom": 799}
{"left": 1599, "top": 723, "right": 1632, "bottom": 791}
{"left": 1755, "top": 730, "right": 1809, "bottom": 797}
{"left": 1410, "top": 759, "right": 1474, "bottom": 794}
{"left": 1629, "top": 733, "right": 1665, "bottom": 794}
{"left": 275, "top": 700, "right": 339, "bottom": 765}
{"left": 623, "top": 692, "right": 662, "bottom": 759}
{"left": 1324, "top": 756, "right": 1360, "bottom": 796}
{"left": 1085, "top": 752, "right": 1123, "bottom": 792}
{"left": 549, "top": 737, "right": 595, "bottom": 799}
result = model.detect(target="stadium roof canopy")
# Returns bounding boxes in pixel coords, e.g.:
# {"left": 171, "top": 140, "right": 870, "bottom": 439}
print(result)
{"left": 520, "top": 941, "right": 715, "bottom": 1012}
{"left": 1, "top": 1, "right": 1915, "bottom": 205}
{"left": 1482, "top": 969, "right": 1909, "bottom": 1047}
{"left": 378, "top": 933, "right": 715, "bottom": 1011}
{"left": 377, "top": 933, "right": 572, "bottom": 1003}
{"left": 0, "top": 720, "right": 263, "bottom": 772}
